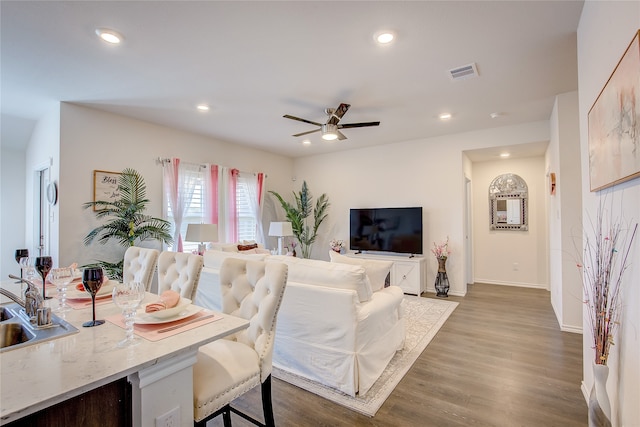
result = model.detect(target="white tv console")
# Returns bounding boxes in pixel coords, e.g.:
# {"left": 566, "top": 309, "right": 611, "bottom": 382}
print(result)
{"left": 346, "top": 252, "right": 426, "bottom": 296}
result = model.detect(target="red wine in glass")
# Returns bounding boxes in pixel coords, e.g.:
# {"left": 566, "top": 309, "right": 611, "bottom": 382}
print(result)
{"left": 35, "top": 256, "right": 53, "bottom": 299}
{"left": 15, "top": 249, "right": 28, "bottom": 278}
{"left": 82, "top": 267, "right": 105, "bottom": 327}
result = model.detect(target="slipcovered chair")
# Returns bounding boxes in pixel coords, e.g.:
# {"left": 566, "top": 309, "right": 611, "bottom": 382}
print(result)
{"left": 157, "top": 251, "right": 204, "bottom": 300}
{"left": 122, "top": 247, "right": 159, "bottom": 291}
{"left": 193, "top": 258, "right": 288, "bottom": 427}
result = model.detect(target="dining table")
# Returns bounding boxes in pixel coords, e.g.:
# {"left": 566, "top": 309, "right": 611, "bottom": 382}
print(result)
{"left": 0, "top": 278, "right": 249, "bottom": 426}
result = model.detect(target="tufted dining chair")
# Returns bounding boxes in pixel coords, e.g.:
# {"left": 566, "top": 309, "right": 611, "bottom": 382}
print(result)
{"left": 157, "top": 251, "right": 204, "bottom": 300}
{"left": 122, "top": 247, "right": 160, "bottom": 291}
{"left": 193, "top": 258, "right": 288, "bottom": 427}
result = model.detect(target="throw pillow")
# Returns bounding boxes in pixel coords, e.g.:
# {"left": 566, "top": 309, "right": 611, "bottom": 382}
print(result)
{"left": 237, "top": 243, "right": 258, "bottom": 251}
{"left": 329, "top": 251, "right": 393, "bottom": 292}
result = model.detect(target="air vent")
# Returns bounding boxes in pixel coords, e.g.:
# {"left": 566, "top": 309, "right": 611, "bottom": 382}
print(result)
{"left": 448, "top": 63, "right": 479, "bottom": 81}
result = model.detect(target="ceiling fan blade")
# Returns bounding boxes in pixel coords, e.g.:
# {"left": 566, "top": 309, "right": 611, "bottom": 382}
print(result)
{"left": 338, "top": 121, "right": 380, "bottom": 129}
{"left": 337, "top": 130, "right": 347, "bottom": 141}
{"left": 327, "top": 103, "right": 351, "bottom": 125}
{"left": 283, "top": 114, "right": 323, "bottom": 127}
{"left": 292, "top": 128, "right": 321, "bottom": 137}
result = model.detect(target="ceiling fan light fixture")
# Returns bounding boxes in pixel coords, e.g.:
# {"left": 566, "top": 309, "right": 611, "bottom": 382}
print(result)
{"left": 95, "top": 28, "right": 124, "bottom": 44}
{"left": 321, "top": 124, "right": 338, "bottom": 141}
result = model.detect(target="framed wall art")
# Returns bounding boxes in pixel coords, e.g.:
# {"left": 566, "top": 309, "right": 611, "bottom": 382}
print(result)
{"left": 93, "top": 170, "right": 121, "bottom": 210}
{"left": 588, "top": 29, "right": 640, "bottom": 192}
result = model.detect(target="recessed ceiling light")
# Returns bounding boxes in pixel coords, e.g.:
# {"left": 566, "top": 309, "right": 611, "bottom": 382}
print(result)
{"left": 302, "top": 140, "right": 311, "bottom": 145}
{"left": 95, "top": 28, "right": 124, "bottom": 44}
{"left": 438, "top": 113, "right": 452, "bottom": 120}
{"left": 374, "top": 31, "right": 395, "bottom": 45}
{"left": 490, "top": 112, "right": 502, "bottom": 119}
{"left": 500, "top": 153, "right": 510, "bottom": 158}
{"left": 196, "top": 104, "right": 210, "bottom": 112}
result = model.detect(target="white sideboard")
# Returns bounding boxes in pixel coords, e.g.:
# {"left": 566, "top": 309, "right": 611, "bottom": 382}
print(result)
{"left": 346, "top": 253, "right": 426, "bottom": 296}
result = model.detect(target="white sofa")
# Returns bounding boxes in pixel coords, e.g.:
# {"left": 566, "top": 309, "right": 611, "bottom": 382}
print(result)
{"left": 194, "top": 249, "right": 405, "bottom": 397}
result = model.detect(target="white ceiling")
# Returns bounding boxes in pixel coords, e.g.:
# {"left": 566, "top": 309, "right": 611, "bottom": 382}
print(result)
{"left": 1, "top": 1, "right": 584, "bottom": 158}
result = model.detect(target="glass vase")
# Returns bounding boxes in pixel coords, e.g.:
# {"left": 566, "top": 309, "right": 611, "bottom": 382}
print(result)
{"left": 434, "top": 257, "right": 449, "bottom": 297}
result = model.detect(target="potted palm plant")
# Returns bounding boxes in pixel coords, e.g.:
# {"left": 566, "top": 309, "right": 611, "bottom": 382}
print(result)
{"left": 83, "top": 168, "right": 173, "bottom": 280}
{"left": 269, "top": 181, "right": 329, "bottom": 259}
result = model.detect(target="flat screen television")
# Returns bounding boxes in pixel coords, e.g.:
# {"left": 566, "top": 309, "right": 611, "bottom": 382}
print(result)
{"left": 349, "top": 207, "right": 423, "bottom": 255}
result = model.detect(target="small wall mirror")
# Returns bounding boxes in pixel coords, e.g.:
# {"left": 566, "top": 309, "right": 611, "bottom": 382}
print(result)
{"left": 489, "top": 173, "right": 528, "bottom": 231}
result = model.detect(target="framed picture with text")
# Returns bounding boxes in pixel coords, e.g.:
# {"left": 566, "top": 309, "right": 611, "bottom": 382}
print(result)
{"left": 93, "top": 170, "right": 121, "bottom": 210}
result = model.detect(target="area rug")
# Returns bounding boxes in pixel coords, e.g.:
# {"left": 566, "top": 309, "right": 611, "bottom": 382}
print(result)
{"left": 272, "top": 295, "right": 458, "bottom": 417}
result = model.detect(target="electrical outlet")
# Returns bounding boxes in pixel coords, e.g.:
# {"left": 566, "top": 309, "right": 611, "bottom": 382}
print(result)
{"left": 155, "top": 406, "right": 180, "bottom": 427}
{"left": 513, "top": 262, "right": 519, "bottom": 271}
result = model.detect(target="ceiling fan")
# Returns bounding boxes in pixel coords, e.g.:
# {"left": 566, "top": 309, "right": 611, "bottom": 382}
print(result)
{"left": 283, "top": 103, "right": 380, "bottom": 141}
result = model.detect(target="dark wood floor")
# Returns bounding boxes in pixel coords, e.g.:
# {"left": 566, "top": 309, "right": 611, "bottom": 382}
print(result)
{"left": 206, "top": 283, "right": 587, "bottom": 426}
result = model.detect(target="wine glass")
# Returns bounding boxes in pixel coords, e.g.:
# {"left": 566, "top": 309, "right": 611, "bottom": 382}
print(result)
{"left": 82, "top": 267, "right": 105, "bottom": 327}
{"left": 15, "top": 249, "right": 28, "bottom": 278}
{"left": 112, "top": 282, "right": 146, "bottom": 347}
{"left": 35, "top": 256, "right": 53, "bottom": 300}
{"left": 50, "top": 267, "right": 73, "bottom": 313}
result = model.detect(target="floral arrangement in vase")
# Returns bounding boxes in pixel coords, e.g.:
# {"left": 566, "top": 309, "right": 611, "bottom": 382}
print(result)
{"left": 330, "top": 239, "right": 345, "bottom": 253}
{"left": 431, "top": 237, "right": 451, "bottom": 260}
{"left": 578, "top": 204, "right": 637, "bottom": 366}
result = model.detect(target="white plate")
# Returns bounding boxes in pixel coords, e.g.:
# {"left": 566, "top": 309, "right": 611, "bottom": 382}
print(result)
{"left": 134, "top": 304, "right": 201, "bottom": 325}
{"left": 66, "top": 280, "right": 116, "bottom": 300}
{"left": 144, "top": 298, "right": 191, "bottom": 319}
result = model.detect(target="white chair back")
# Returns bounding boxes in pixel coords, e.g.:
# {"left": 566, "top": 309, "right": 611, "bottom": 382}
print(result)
{"left": 157, "top": 251, "right": 204, "bottom": 300}
{"left": 122, "top": 247, "right": 159, "bottom": 291}
{"left": 219, "top": 258, "right": 288, "bottom": 381}
{"left": 193, "top": 258, "right": 287, "bottom": 426}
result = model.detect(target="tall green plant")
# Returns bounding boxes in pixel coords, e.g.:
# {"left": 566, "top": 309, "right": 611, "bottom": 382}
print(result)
{"left": 269, "top": 181, "right": 329, "bottom": 259}
{"left": 83, "top": 168, "right": 173, "bottom": 280}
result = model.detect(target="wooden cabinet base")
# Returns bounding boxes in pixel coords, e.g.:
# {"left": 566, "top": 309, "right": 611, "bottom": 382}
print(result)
{"left": 6, "top": 377, "right": 132, "bottom": 427}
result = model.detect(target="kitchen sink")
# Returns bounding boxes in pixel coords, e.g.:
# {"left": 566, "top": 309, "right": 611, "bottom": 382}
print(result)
{"left": 0, "top": 306, "right": 14, "bottom": 321}
{"left": 0, "top": 322, "right": 35, "bottom": 349}
{"left": 0, "top": 303, "right": 79, "bottom": 353}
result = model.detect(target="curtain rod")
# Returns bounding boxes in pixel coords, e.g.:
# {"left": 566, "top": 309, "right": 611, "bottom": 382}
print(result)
{"left": 155, "top": 157, "right": 266, "bottom": 177}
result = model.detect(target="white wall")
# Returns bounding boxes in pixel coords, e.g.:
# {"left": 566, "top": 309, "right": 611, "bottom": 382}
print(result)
{"left": 548, "top": 91, "right": 583, "bottom": 333}
{"left": 57, "top": 103, "right": 294, "bottom": 269}
{"left": 472, "top": 156, "right": 548, "bottom": 288}
{"left": 578, "top": 3, "right": 640, "bottom": 425}
{"left": 292, "top": 120, "right": 550, "bottom": 297}
{"left": 0, "top": 147, "right": 27, "bottom": 278}
{"left": 25, "top": 105, "right": 60, "bottom": 264}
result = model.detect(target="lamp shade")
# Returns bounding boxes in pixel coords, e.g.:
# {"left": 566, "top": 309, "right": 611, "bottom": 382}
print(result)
{"left": 268, "top": 222, "right": 293, "bottom": 237}
{"left": 185, "top": 223, "right": 218, "bottom": 243}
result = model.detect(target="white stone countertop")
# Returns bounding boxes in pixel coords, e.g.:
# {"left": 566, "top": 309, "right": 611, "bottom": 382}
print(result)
{"left": 0, "top": 280, "right": 248, "bottom": 425}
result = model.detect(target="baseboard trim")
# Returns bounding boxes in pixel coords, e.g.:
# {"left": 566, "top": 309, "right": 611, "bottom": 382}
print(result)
{"left": 561, "top": 324, "right": 583, "bottom": 334}
{"left": 581, "top": 381, "right": 589, "bottom": 403}
{"left": 472, "top": 279, "right": 548, "bottom": 290}
{"left": 424, "top": 289, "right": 466, "bottom": 297}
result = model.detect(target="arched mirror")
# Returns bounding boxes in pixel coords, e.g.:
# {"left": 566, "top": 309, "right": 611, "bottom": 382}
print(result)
{"left": 489, "top": 173, "right": 528, "bottom": 231}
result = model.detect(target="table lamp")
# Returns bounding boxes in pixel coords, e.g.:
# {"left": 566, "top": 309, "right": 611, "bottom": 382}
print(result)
{"left": 185, "top": 223, "right": 218, "bottom": 255}
{"left": 268, "top": 222, "right": 293, "bottom": 255}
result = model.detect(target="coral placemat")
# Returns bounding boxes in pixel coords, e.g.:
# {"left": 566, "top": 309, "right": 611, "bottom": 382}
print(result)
{"left": 105, "top": 309, "right": 222, "bottom": 341}
{"left": 66, "top": 295, "right": 113, "bottom": 310}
